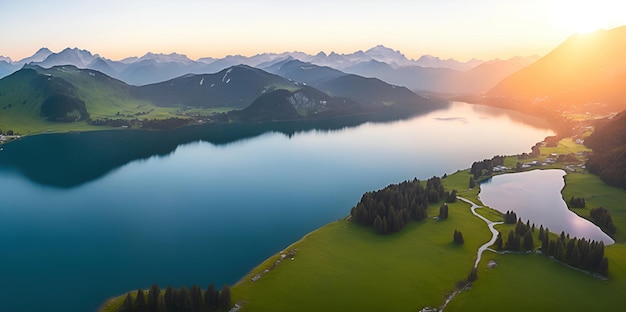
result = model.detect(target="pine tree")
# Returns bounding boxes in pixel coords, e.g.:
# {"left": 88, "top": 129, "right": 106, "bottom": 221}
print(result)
{"left": 180, "top": 286, "right": 192, "bottom": 311}
{"left": 147, "top": 284, "right": 160, "bottom": 310}
{"left": 453, "top": 230, "right": 464, "bottom": 245}
{"left": 219, "top": 285, "right": 231, "bottom": 309}
{"left": 135, "top": 289, "right": 146, "bottom": 312}
{"left": 598, "top": 257, "right": 609, "bottom": 276}
{"left": 119, "top": 293, "right": 133, "bottom": 312}
{"left": 439, "top": 203, "right": 449, "bottom": 219}
{"left": 494, "top": 232, "right": 503, "bottom": 250}
{"left": 506, "top": 230, "right": 517, "bottom": 251}
{"left": 190, "top": 285, "right": 202, "bottom": 311}
{"left": 522, "top": 231, "right": 534, "bottom": 251}
{"left": 467, "top": 267, "right": 478, "bottom": 282}
{"left": 164, "top": 285, "right": 174, "bottom": 310}
{"left": 204, "top": 284, "right": 218, "bottom": 310}
{"left": 157, "top": 296, "right": 167, "bottom": 312}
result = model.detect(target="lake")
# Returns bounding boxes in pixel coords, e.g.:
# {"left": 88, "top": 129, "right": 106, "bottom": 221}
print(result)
{"left": 479, "top": 169, "right": 614, "bottom": 244}
{"left": 0, "top": 102, "right": 554, "bottom": 311}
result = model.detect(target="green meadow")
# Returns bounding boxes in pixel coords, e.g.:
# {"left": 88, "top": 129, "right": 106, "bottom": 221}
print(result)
{"left": 231, "top": 179, "right": 493, "bottom": 311}
{"left": 230, "top": 158, "right": 626, "bottom": 311}
{"left": 562, "top": 172, "right": 626, "bottom": 242}
{"left": 447, "top": 244, "right": 626, "bottom": 311}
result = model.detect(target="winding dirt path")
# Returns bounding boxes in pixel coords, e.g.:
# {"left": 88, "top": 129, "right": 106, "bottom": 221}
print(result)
{"left": 457, "top": 196, "right": 503, "bottom": 268}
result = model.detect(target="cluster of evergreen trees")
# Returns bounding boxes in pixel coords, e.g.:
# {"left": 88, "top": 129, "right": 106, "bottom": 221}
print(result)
{"left": 540, "top": 231, "right": 609, "bottom": 276}
{"left": 494, "top": 218, "right": 610, "bottom": 276}
{"left": 569, "top": 196, "right": 586, "bottom": 208}
{"left": 503, "top": 211, "right": 518, "bottom": 224}
{"left": 350, "top": 176, "right": 454, "bottom": 235}
{"left": 118, "top": 284, "right": 231, "bottom": 312}
{"left": 590, "top": 207, "right": 616, "bottom": 235}
{"left": 494, "top": 219, "right": 535, "bottom": 251}
{"left": 470, "top": 156, "right": 505, "bottom": 179}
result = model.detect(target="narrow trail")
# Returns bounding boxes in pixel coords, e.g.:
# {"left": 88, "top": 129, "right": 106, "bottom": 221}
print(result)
{"left": 456, "top": 196, "right": 503, "bottom": 268}
{"left": 433, "top": 196, "right": 504, "bottom": 312}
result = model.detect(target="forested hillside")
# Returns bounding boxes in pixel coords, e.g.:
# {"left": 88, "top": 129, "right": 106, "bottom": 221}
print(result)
{"left": 585, "top": 110, "right": 626, "bottom": 188}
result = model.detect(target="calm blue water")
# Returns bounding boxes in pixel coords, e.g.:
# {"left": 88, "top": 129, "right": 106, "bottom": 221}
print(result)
{"left": 0, "top": 102, "right": 554, "bottom": 311}
{"left": 479, "top": 169, "right": 614, "bottom": 244}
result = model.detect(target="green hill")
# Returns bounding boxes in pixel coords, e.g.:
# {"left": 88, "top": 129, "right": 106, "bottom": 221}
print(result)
{"left": 230, "top": 86, "right": 370, "bottom": 121}
{"left": 0, "top": 65, "right": 171, "bottom": 134}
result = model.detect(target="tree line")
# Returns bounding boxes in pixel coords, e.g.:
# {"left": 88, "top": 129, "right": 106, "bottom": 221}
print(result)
{"left": 350, "top": 176, "right": 456, "bottom": 235}
{"left": 470, "top": 155, "right": 505, "bottom": 180}
{"left": 584, "top": 109, "right": 626, "bottom": 188}
{"left": 117, "top": 284, "right": 231, "bottom": 312}
{"left": 494, "top": 219, "right": 536, "bottom": 252}
{"left": 590, "top": 207, "right": 616, "bottom": 236}
{"left": 540, "top": 231, "right": 608, "bottom": 276}
{"left": 568, "top": 196, "right": 586, "bottom": 208}
{"left": 493, "top": 217, "right": 609, "bottom": 276}
{"left": 503, "top": 211, "right": 518, "bottom": 224}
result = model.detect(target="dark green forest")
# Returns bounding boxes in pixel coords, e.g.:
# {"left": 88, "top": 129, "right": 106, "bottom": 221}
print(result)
{"left": 585, "top": 110, "right": 626, "bottom": 188}
{"left": 349, "top": 176, "right": 456, "bottom": 234}
{"left": 117, "top": 284, "right": 231, "bottom": 312}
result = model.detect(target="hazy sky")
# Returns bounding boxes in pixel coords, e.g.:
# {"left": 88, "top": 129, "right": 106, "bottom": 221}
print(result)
{"left": 1, "top": 0, "right": 625, "bottom": 61}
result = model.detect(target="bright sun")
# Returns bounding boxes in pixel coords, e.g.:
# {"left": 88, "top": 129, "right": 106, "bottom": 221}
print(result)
{"left": 550, "top": 0, "right": 626, "bottom": 34}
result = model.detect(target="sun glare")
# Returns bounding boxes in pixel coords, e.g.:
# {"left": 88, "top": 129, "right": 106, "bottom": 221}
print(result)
{"left": 550, "top": 0, "right": 625, "bottom": 34}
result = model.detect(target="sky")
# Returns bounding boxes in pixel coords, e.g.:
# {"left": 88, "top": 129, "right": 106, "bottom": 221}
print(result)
{"left": 1, "top": 0, "right": 625, "bottom": 62}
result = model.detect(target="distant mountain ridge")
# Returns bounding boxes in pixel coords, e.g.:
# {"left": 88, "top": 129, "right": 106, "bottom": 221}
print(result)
{"left": 0, "top": 45, "right": 513, "bottom": 89}
{"left": 132, "top": 65, "right": 299, "bottom": 108}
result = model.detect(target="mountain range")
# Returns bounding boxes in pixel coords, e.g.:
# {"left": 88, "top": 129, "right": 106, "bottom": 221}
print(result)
{"left": 0, "top": 59, "right": 433, "bottom": 133}
{"left": 0, "top": 46, "right": 536, "bottom": 94}
{"left": 2, "top": 25, "right": 625, "bottom": 134}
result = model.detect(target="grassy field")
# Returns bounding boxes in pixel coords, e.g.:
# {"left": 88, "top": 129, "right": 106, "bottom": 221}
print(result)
{"left": 231, "top": 196, "right": 493, "bottom": 312}
{"left": 0, "top": 66, "right": 234, "bottom": 135}
{"left": 562, "top": 172, "right": 626, "bottom": 242}
{"left": 447, "top": 244, "right": 626, "bottom": 311}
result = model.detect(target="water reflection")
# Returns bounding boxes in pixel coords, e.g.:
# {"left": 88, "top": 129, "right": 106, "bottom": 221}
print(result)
{"left": 479, "top": 169, "right": 614, "bottom": 244}
{"left": 0, "top": 102, "right": 446, "bottom": 188}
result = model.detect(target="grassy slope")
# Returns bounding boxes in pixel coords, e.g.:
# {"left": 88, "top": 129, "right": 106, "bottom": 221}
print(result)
{"left": 0, "top": 69, "right": 99, "bottom": 134}
{"left": 231, "top": 175, "right": 493, "bottom": 312}
{"left": 562, "top": 173, "right": 626, "bottom": 242}
{"left": 447, "top": 245, "right": 626, "bottom": 311}
{"left": 0, "top": 66, "right": 223, "bottom": 135}
{"left": 44, "top": 66, "right": 164, "bottom": 120}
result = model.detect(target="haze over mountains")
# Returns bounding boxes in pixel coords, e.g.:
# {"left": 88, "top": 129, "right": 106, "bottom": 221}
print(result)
{"left": 0, "top": 45, "right": 537, "bottom": 94}
{"left": 487, "top": 26, "right": 626, "bottom": 114}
